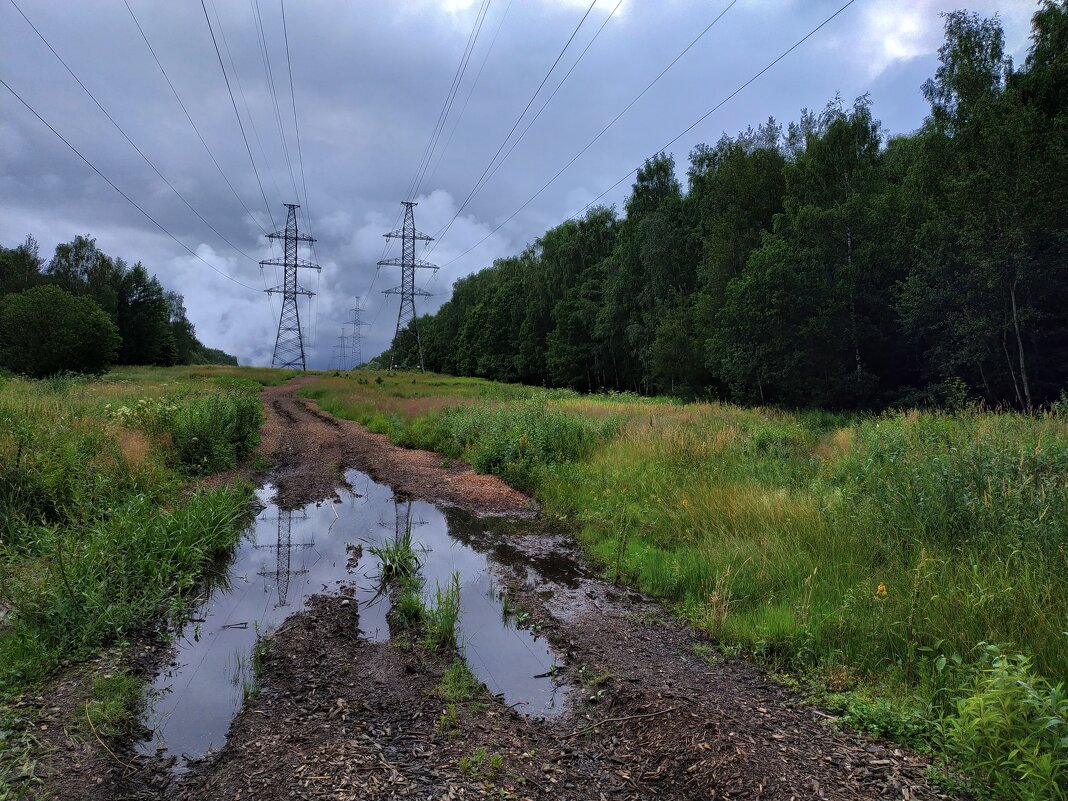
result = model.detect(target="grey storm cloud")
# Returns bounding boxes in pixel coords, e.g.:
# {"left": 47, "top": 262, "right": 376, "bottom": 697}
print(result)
{"left": 0, "top": 0, "right": 1036, "bottom": 368}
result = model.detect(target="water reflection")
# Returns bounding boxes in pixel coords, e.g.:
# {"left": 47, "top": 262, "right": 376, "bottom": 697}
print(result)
{"left": 140, "top": 471, "right": 570, "bottom": 771}
{"left": 255, "top": 509, "right": 311, "bottom": 607}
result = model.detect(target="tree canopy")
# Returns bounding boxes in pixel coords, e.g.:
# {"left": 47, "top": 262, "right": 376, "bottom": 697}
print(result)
{"left": 0, "top": 285, "right": 120, "bottom": 377}
{"left": 389, "top": 5, "right": 1068, "bottom": 410}
{"left": 0, "top": 234, "right": 237, "bottom": 376}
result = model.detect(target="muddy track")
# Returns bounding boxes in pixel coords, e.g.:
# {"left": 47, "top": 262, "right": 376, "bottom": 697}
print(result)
{"left": 29, "top": 378, "right": 953, "bottom": 800}
{"left": 261, "top": 377, "right": 533, "bottom": 514}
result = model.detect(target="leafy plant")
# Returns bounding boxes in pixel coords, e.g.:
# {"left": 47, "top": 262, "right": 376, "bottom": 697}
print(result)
{"left": 939, "top": 646, "right": 1068, "bottom": 801}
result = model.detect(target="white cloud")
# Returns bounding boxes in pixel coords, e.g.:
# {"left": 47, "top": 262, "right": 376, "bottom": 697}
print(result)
{"left": 853, "top": 0, "right": 1037, "bottom": 79}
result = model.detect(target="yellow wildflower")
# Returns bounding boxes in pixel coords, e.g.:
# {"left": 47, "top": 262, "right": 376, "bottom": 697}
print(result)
{"left": 875, "top": 582, "right": 888, "bottom": 600}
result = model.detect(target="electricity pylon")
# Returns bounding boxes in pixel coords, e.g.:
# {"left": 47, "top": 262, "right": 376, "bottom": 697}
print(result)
{"left": 378, "top": 201, "right": 437, "bottom": 371}
{"left": 260, "top": 203, "right": 320, "bottom": 370}
{"left": 332, "top": 335, "right": 347, "bottom": 371}
{"left": 256, "top": 509, "right": 311, "bottom": 608}
{"left": 344, "top": 300, "right": 367, "bottom": 369}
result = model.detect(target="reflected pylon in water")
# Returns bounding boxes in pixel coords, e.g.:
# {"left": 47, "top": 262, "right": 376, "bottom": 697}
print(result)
{"left": 257, "top": 509, "right": 312, "bottom": 607}
{"left": 394, "top": 497, "right": 413, "bottom": 543}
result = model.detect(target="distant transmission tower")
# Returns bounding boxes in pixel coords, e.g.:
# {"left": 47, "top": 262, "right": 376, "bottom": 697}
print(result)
{"left": 379, "top": 201, "right": 437, "bottom": 371}
{"left": 256, "top": 509, "right": 311, "bottom": 607}
{"left": 344, "top": 300, "right": 367, "bottom": 369}
{"left": 260, "top": 203, "right": 320, "bottom": 370}
{"left": 332, "top": 334, "right": 347, "bottom": 371}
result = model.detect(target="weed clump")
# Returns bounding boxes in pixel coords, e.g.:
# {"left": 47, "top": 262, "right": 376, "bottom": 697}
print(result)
{"left": 369, "top": 522, "right": 421, "bottom": 581}
{"left": 83, "top": 671, "right": 144, "bottom": 738}
{"left": 392, "top": 574, "right": 425, "bottom": 629}
{"left": 436, "top": 659, "right": 483, "bottom": 703}
{"left": 459, "top": 747, "right": 503, "bottom": 779}
{"left": 422, "top": 573, "right": 461, "bottom": 654}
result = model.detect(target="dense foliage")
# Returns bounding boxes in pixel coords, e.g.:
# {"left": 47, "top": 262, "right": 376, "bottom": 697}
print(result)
{"left": 392, "top": 7, "right": 1068, "bottom": 411}
{"left": 0, "top": 285, "right": 120, "bottom": 377}
{"left": 0, "top": 234, "right": 237, "bottom": 376}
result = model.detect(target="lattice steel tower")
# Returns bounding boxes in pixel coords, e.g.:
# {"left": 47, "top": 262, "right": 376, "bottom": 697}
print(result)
{"left": 332, "top": 334, "right": 348, "bottom": 371}
{"left": 260, "top": 204, "right": 320, "bottom": 370}
{"left": 379, "top": 201, "right": 437, "bottom": 371}
{"left": 344, "top": 300, "right": 368, "bottom": 369}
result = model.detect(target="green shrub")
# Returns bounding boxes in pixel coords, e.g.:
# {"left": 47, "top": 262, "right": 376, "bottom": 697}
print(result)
{"left": 940, "top": 647, "right": 1068, "bottom": 801}
{"left": 0, "top": 285, "right": 120, "bottom": 378}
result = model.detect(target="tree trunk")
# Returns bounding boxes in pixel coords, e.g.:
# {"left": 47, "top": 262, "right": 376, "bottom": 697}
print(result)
{"left": 846, "top": 227, "right": 862, "bottom": 385}
{"left": 1010, "top": 278, "right": 1033, "bottom": 412}
{"left": 976, "top": 360, "right": 994, "bottom": 406}
{"left": 1002, "top": 328, "right": 1023, "bottom": 410}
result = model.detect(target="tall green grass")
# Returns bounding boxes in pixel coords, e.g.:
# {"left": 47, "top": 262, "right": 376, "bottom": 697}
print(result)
{"left": 0, "top": 368, "right": 275, "bottom": 797}
{"left": 302, "top": 373, "right": 1068, "bottom": 799}
{"left": 404, "top": 396, "right": 619, "bottom": 491}
{"left": 104, "top": 381, "right": 262, "bottom": 475}
{"left": 0, "top": 488, "right": 248, "bottom": 690}
{"left": 0, "top": 372, "right": 260, "bottom": 689}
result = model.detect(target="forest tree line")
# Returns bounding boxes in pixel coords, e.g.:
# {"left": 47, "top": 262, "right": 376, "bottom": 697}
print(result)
{"left": 0, "top": 234, "right": 237, "bottom": 377}
{"left": 387, "top": 6, "right": 1068, "bottom": 410}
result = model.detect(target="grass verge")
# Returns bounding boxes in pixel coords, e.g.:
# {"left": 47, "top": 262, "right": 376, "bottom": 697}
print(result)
{"left": 303, "top": 371, "right": 1068, "bottom": 800}
{"left": 0, "top": 365, "right": 272, "bottom": 794}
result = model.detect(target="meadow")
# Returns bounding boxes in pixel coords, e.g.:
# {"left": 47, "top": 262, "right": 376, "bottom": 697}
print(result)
{"left": 0, "top": 366, "right": 267, "bottom": 796}
{"left": 1, "top": 364, "right": 1063, "bottom": 799}
{"left": 305, "top": 370, "right": 1068, "bottom": 801}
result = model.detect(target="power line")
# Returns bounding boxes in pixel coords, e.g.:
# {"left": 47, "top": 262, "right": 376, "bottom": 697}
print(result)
{"left": 280, "top": 0, "right": 312, "bottom": 233}
{"left": 121, "top": 0, "right": 268, "bottom": 235}
{"left": 408, "top": 0, "right": 493, "bottom": 202}
{"left": 421, "top": 0, "right": 515, "bottom": 193}
{"left": 571, "top": 0, "right": 859, "bottom": 219}
{"left": 275, "top": 0, "right": 319, "bottom": 326}
{"left": 427, "top": 0, "right": 624, "bottom": 257}
{"left": 365, "top": 0, "right": 496, "bottom": 354}
{"left": 210, "top": 0, "right": 285, "bottom": 210}
{"left": 427, "top": 0, "right": 600, "bottom": 250}
{"left": 200, "top": 0, "right": 278, "bottom": 231}
{"left": 0, "top": 77, "right": 258, "bottom": 291}
{"left": 8, "top": 0, "right": 264, "bottom": 267}
{"left": 250, "top": 0, "right": 300, "bottom": 206}
{"left": 439, "top": 0, "right": 855, "bottom": 272}
{"left": 377, "top": 0, "right": 495, "bottom": 269}
{"left": 125, "top": 0, "right": 280, "bottom": 315}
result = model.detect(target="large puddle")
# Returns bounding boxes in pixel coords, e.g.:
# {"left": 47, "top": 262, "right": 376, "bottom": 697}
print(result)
{"left": 139, "top": 470, "right": 568, "bottom": 770}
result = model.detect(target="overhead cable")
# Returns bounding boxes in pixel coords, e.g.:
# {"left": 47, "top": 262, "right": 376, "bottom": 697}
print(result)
{"left": 439, "top": 0, "right": 857, "bottom": 271}
{"left": 1, "top": 77, "right": 259, "bottom": 291}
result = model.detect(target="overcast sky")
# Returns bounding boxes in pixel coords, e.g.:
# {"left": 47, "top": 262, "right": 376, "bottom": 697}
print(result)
{"left": 0, "top": 0, "right": 1037, "bottom": 368}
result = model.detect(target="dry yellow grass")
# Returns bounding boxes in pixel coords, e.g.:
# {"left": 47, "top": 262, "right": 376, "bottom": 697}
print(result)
{"left": 116, "top": 428, "right": 153, "bottom": 468}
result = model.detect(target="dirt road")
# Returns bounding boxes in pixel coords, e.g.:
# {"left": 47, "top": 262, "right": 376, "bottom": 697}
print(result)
{"left": 34, "top": 378, "right": 952, "bottom": 800}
